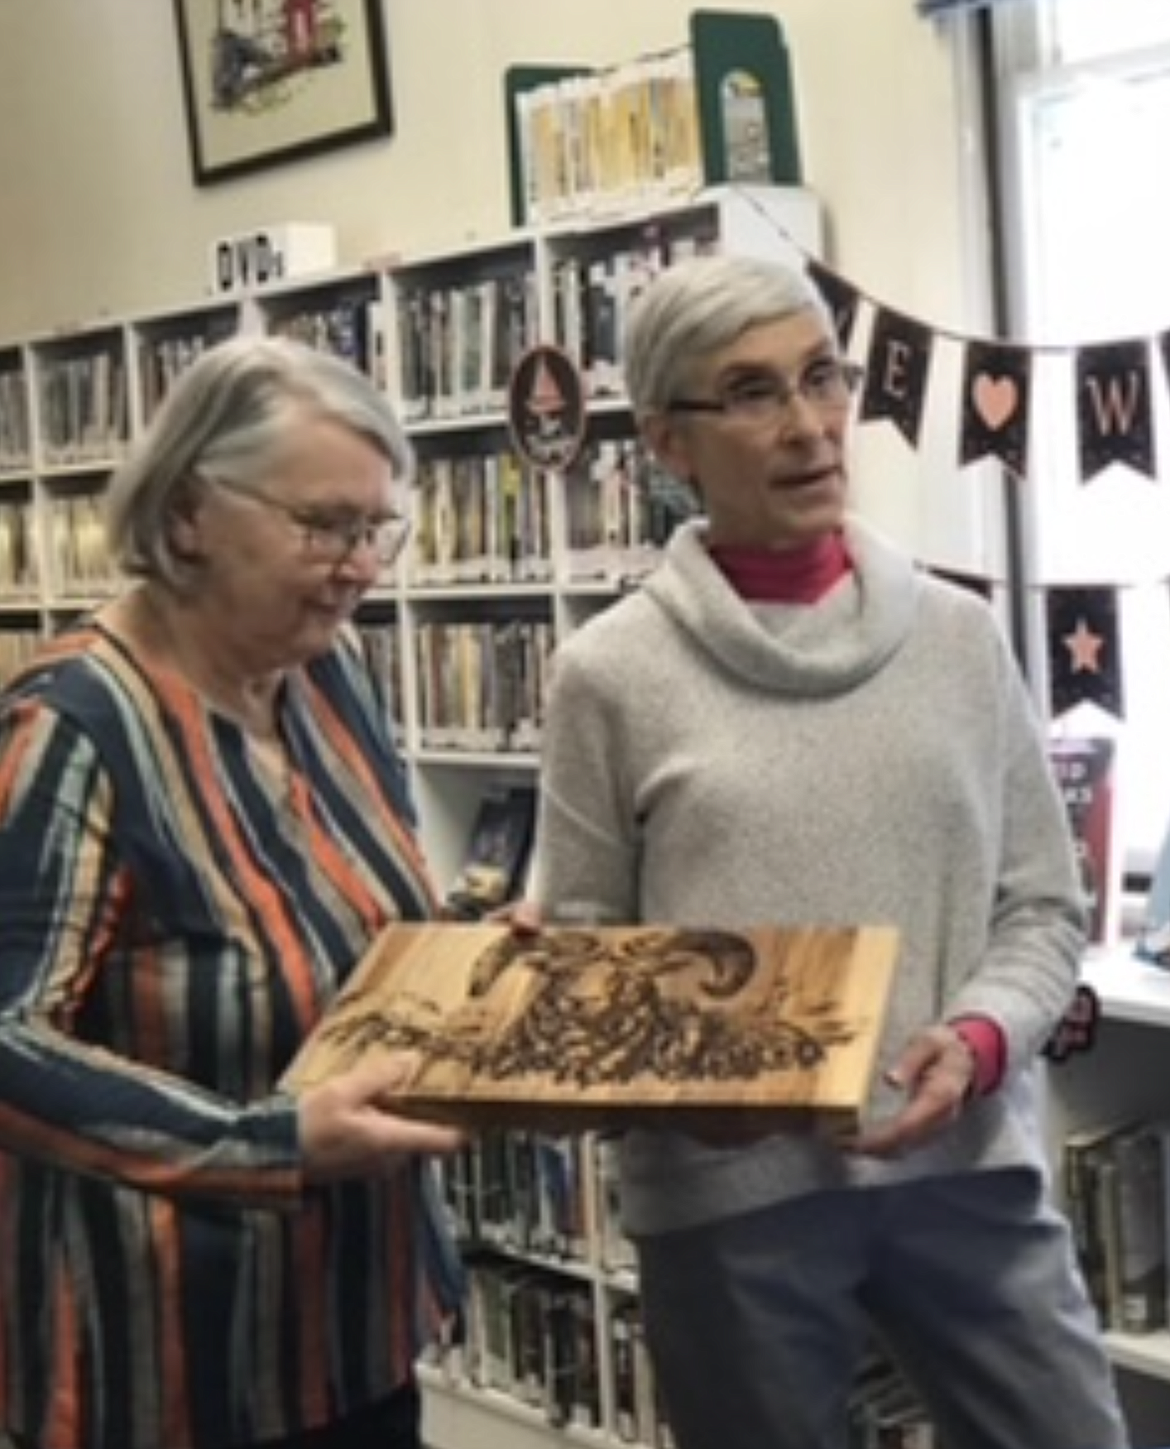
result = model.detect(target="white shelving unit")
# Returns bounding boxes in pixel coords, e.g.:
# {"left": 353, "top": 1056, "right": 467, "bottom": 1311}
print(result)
{"left": 1050, "top": 946, "right": 1170, "bottom": 1439}
{"left": 0, "top": 184, "right": 823, "bottom": 1449}
{"left": 421, "top": 1374, "right": 600, "bottom": 1449}
{"left": 0, "top": 184, "right": 821, "bottom": 895}
{"left": 416, "top": 1124, "right": 659, "bottom": 1449}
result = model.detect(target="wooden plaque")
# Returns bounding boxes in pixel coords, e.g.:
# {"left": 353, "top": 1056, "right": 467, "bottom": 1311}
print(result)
{"left": 284, "top": 922, "right": 899, "bottom": 1136}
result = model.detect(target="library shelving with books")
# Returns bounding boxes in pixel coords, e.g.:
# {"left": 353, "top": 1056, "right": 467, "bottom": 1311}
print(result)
{"left": 0, "top": 182, "right": 821, "bottom": 902}
{"left": 0, "top": 183, "right": 824, "bottom": 1449}
{"left": 1049, "top": 943, "right": 1170, "bottom": 1441}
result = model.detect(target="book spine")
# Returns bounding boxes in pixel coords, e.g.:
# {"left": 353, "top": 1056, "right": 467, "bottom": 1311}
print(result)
{"left": 1063, "top": 1129, "right": 1118, "bottom": 1322}
{"left": 1096, "top": 1154, "right": 1124, "bottom": 1331}
{"left": 1114, "top": 1125, "right": 1168, "bottom": 1333}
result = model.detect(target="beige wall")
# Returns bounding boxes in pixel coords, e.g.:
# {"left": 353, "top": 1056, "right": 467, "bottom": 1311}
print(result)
{"left": 0, "top": 1, "right": 986, "bottom": 334}
{"left": 0, "top": 0, "right": 1000, "bottom": 564}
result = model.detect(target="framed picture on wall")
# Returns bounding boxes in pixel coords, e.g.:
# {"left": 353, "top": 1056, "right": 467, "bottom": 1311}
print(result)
{"left": 174, "top": 0, "right": 393, "bottom": 186}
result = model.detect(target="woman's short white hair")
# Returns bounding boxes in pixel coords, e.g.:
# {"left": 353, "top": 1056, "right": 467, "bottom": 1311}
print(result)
{"left": 623, "top": 253, "right": 832, "bottom": 420}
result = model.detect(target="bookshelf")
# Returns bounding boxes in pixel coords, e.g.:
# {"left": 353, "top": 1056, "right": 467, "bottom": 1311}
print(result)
{"left": 0, "top": 184, "right": 821, "bottom": 887}
{"left": 417, "top": 1130, "right": 660, "bottom": 1449}
{"left": 0, "top": 184, "right": 822, "bottom": 1449}
{"left": 1049, "top": 945, "right": 1170, "bottom": 1440}
{"left": 390, "top": 184, "right": 820, "bottom": 893}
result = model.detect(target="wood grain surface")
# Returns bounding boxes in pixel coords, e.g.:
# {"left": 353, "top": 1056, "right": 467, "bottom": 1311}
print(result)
{"left": 284, "top": 922, "right": 899, "bottom": 1135}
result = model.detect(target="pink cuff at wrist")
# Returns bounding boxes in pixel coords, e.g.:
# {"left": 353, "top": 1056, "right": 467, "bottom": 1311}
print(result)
{"left": 950, "top": 1016, "right": 1006, "bottom": 1097}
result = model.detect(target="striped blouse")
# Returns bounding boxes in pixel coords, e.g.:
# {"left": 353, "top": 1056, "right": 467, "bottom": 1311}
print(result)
{"left": 0, "top": 620, "right": 461, "bottom": 1449}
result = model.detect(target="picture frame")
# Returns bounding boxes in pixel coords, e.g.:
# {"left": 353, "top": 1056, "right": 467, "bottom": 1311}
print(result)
{"left": 174, "top": 0, "right": 393, "bottom": 186}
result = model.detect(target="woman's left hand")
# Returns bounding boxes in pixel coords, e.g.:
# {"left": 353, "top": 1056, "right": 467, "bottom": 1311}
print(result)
{"left": 841, "top": 1023, "right": 977, "bottom": 1159}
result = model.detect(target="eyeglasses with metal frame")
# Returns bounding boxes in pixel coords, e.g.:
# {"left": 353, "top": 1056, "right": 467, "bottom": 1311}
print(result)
{"left": 667, "top": 357, "right": 865, "bottom": 425}
{"left": 207, "top": 478, "right": 411, "bottom": 569}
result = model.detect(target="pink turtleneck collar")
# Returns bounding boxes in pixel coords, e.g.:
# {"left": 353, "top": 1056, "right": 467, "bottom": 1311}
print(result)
{"left": 708, "top": 532, "right": 853, "bottom": 603}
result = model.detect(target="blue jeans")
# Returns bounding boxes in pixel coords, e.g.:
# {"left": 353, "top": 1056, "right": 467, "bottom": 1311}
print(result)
{"left": 635, "top": 1169, "right": 1127, "bottom": 1449}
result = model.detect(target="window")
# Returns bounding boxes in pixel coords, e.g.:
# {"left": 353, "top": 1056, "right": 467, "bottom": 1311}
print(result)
{"left": 994, "top": 3, "right": 1170, "bottom": 878}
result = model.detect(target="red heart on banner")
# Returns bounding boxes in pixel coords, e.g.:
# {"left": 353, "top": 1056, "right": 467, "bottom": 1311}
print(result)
{"left": 973, "top": 374, "right": 1018, "bottom": 430}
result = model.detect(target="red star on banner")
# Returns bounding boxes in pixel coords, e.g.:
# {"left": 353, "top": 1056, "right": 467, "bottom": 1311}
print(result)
{"left": 1063, "top": 617, "right": 1105, "bottom": 674}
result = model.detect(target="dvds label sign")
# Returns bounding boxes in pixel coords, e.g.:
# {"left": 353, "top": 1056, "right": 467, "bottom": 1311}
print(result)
{"left": 209, "top": 224, "right": 337, "bottom": 296}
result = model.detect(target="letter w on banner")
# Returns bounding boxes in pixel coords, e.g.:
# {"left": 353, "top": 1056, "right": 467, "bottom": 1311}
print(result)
{"left": 1077, "top": 339, "right": 1156, "bottom": 485}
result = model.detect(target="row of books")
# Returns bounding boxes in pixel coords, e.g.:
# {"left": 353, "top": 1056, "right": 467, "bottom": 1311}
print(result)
{"left": 410, "top": 440, "right": 699, "bottom": 590}
{"left": 411, "top": 452, "right": 553, "bottom": 587}
{"left": 439, "top": 1131, "right": 587, "bottom": 1263}
{"left": 0, "top": 495, "right": 117, "bottom": 598}
{"left": 564, "top": 440, "right": 700, "bottom": 579}
{"left": 269, "top": 294, "right": 385, "bottom": 385}
{"left": 24, "top": 300, "right": 381, "bottom": 451}
{"left": 415, "top": 618, "right": 551, "bottom": 755}
{"left": 355, "top": 621, "right": 404, "bottom": 737}
{"left": 515, "top": 47, "right": 703, "bottom": 224}
{"left": 37, "top": 350, "right": 130, "bottom": 465}
{"left": 430, "top": 1119, "right": 666, "bottom": 1440}
{"left": 609, "top": 1296, "right": 673, "bottom": 1447}
{"left": 1063, "top": 1117, "right": 1170, "bottom": 1336}
{"left": 0, "top": 502, "right": 38, "bottom": 594}
{"left": 0, "top": 369, "right": 30, "bottom": 469}
{"left": 550, "top": 252, "right": 641, "bottom": 401}
{"left": 391, "top": 223, "right": 722, "bottom": 427}
{"left": 137, "top": 318, "right": 236, "bottom": 423}
{"left": 0, "top": 629, "right": 42, "bottom": 688}
{"left": 47, "top": 495, "right": 116, "bottom": 594}
{"left": 428, "top": 1259, "right": 675, "bottom": 1446}
{"left": 436, "top": 1129, "right": 633, "bottom": 1275}
{"left": 463, "top": 1260, "right": 605, "bottom": 1433}
{"left": 549, "top": 225, "right": 717, "bottom": 402}
{"left": 395, "top": 272, "right": 538, "bottom": 424}
{"left": 444, "top": 785, "right": 537, "bottom": 922}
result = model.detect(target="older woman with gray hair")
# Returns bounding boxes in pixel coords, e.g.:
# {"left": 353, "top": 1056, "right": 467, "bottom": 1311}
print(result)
{"left": 0, "top": 336, "right": 464, "bottom": 1449}
{"left": 531, "top": 253, "right": 1128, "bottom": 1449}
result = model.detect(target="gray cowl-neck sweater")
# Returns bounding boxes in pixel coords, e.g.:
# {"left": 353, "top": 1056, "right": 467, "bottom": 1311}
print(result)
{"left": 534, "top": 515, "right": 1085, "bottom": 1236}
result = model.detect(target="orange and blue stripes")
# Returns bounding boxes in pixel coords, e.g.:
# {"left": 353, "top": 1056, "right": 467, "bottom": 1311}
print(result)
{"left": 0, "top": 623, "right": 459, "bottom": 1449}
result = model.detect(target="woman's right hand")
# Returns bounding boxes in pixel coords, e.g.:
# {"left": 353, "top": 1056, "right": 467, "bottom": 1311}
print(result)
{"left": 299, "top": 1056, "right": 465, "bottom": 1183}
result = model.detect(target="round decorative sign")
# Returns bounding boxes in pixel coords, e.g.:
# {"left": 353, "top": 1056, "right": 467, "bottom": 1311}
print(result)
{"left": 507, "top": 343, "right": 587, "bottom": 471}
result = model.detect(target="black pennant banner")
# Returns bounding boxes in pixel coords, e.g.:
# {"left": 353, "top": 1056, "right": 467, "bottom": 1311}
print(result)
{"left": 859, "top": 307, "right": 934, "bottom": 448}
{"left": 1076, "top": 340, "right": 1156, "bottom": 485}
{"left": 1046, "top": 586, "right": 1124, "bottom": 721}
{"left": 805, "top": 259, "right": 861, "bottom": 353}
{"left": 960, "top": 340, "right": 1031, "bottom": 479}
{"left": 925, "top": 564, "right": 994, "bottom": 602}
{"left": 795, "top": 242, "right": 1170, "bottom": 488}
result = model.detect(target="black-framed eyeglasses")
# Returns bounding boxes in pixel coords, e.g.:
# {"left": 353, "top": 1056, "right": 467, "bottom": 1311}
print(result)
{"left": 667, "top": 357, "right": 865, "bottom": 426}
{"left": 208, "top": 479, "right": 411, "bottom": 569}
